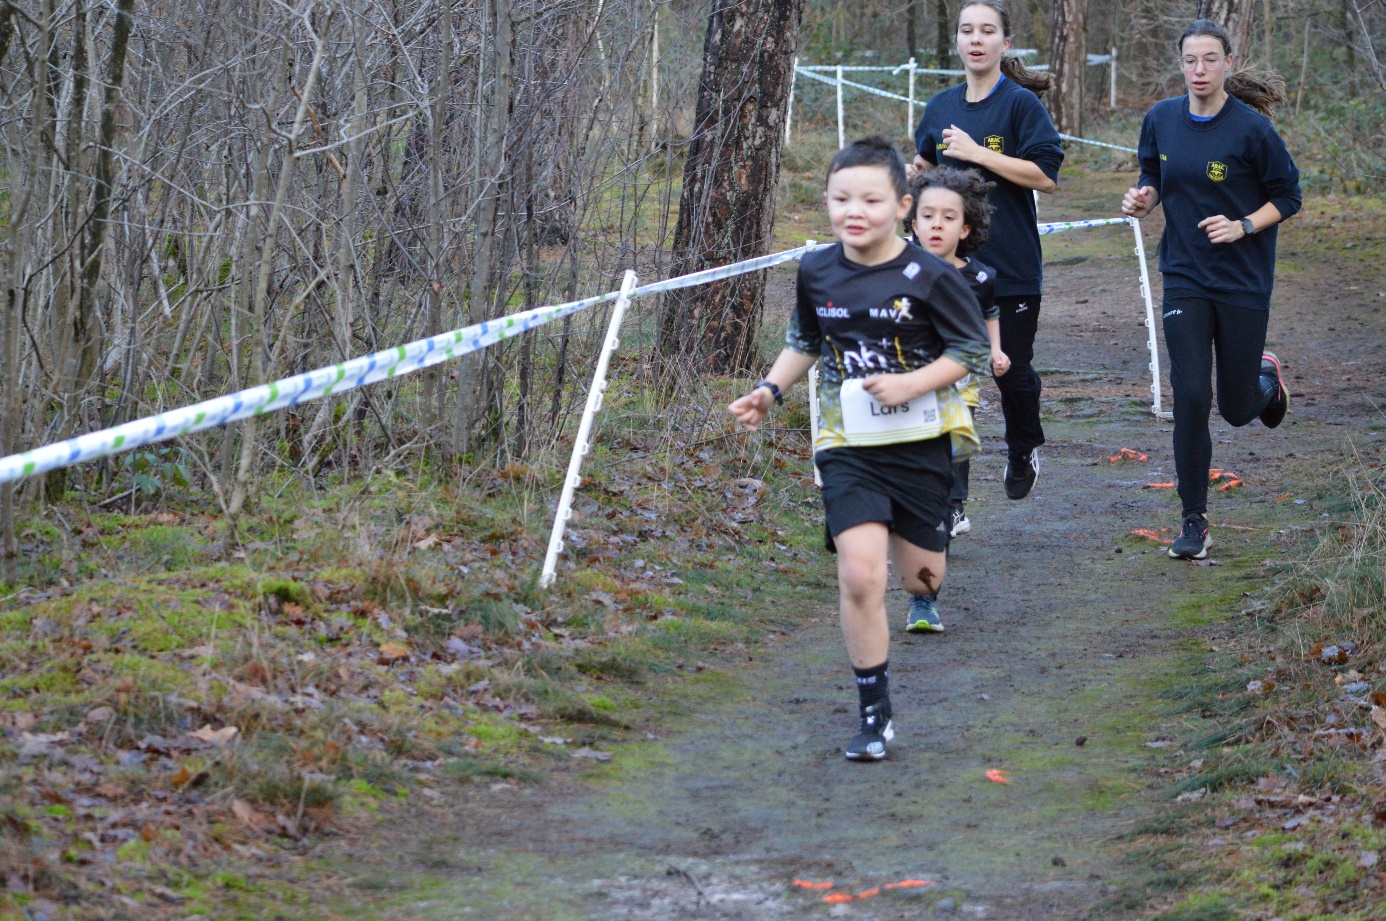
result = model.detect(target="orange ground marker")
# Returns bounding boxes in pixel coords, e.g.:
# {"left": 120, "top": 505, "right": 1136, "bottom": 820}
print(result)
{"left": 856, "top": 887, "right": 882, "bottom": 899}
{"left": 1144, "top": 482, "right": 1175, "bottom": 489}
{"left": 823, "top": 892, "right": 854, "bottom": 904}
{"left": 985, "top": 769, "right": 1011, "bottom": 784}
{"left": 885, "top": 880, "right": 933, "bottom": 890}
{"left": 1130, "top": 528, "right": 1174, "bottom": 545}
{"left": 1109, "top": 448, "right": 1149, "bottom": 463}
{"left": 792, "top": 880, "right": 834, "bottom": 890}
{"left": 1218, "top": 478, "right": 1244, "bottom": 491}
{"left": 1276, "top": 493, "right": 1292, "bottom": 500}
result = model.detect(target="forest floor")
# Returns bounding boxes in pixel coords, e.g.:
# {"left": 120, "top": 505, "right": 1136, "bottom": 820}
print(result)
{"left": 3, "top": 170, "right": 1384, "bottom": 921}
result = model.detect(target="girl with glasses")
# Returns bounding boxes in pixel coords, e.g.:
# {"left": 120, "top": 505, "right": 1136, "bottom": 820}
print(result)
{"left": 1121, "top": 19, "right": 1301, "bottom": 560}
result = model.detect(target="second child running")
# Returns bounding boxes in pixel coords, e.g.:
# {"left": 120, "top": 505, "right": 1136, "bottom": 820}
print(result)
{"left": 902, "top": 166, "right": 1011, "bottom": 632}
{"left": 729, "top": 137, "right": 990, "bottom": 760}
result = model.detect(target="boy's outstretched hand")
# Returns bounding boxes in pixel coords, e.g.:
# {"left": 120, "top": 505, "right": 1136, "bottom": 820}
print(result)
{"left": 728, "top": 388, "right": 775, "bottom": 432}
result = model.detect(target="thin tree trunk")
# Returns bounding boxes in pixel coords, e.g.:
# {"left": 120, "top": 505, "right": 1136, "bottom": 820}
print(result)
{"left": 657, "top": 0, "right": 807, "bottom": 377}
{"left": 1049, "top": 0, "right": 1087, "bottom": 135}
{"left": 454, "top": 0, "right": 513, "bottom": 456}
{"left": 935, "top": 0, "right": 951, "bottom": 70}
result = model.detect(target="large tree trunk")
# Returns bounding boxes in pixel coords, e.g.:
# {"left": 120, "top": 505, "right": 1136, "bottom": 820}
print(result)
{"left": 1196, "top": 0, "right": 1254, "bottom": 60}
{"left": 1049, "top": 0, "right": 1087, "bottom": 135}
{"left": 935, "top": 0, "right": 951, "bottom": 70}
{"left": 657, "top": 0, "right": 806, "bottom": 377}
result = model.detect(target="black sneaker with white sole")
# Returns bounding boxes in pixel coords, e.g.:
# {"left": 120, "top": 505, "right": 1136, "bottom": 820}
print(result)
{"left": 1003, "top": 449, "right": 1039, "bottom": 500}
{"left": 1168, "top": 513, "right": 1211, "bottom": 560}
{"left": 844, "top": 701, "right": 894, "bottom": 761}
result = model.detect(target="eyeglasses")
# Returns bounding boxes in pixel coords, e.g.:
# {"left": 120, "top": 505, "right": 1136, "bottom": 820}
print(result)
{"left": 1180, "top": 54, "right": 1225, "bottom": 71}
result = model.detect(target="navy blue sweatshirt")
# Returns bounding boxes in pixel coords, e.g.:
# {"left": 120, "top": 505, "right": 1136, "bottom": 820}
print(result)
{"left": 1138, "top": 94, "right": 1302, "bottom": 310}
{"left": 914, "top": 78, "right": 1064, "bottom": 298}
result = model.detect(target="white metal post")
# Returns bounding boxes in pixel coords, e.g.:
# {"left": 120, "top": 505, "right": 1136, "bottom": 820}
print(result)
{"left": 807, "top": 365, "right": 822, "bottom": 487}
{"left": 541, "top": 271, "right": 639, "bottom": 588}
{"left": 836, "top": 64, "right": 845, "bottom": 149}
{"left": 786, "top": 56, "right": 797, "bottom": 145}
{"left": 1129, "top": 218, "right": 1168, "bottom": 419}
{"left": 1109, "top": 46, "right": 1117, "bottom": 109}
{"left": 907, "top": 57, "right": 917, "bottom": 135}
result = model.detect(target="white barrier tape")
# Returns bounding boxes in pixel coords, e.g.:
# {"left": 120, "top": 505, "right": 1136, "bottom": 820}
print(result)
{"left": 0, "top": 244, "right": 818, "bottom": 486}
{"left": 1037, "top": 217, "right": 1133, "bottom": 236}
{"left": 1058, "top": 133, "right": 1137, "bottom": 154}
{"left": 794, "top": 67, "right": 915, "bottom": 104}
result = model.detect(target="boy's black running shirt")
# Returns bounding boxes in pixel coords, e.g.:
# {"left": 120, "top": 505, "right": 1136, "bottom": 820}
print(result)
{"left": 958, "top": 257, "right": 998, "bottom": 320}
{"left": 1137, "top": 94, "right": 1301, "bottom": 310}
{"left": 913, "top": 78, "right": 1064, "bottom": 298}
{"left": 788, "top": 241, "right": 990, "bottom": 451}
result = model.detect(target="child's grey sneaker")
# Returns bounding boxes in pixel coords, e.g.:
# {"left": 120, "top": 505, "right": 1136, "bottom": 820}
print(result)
{"left": 906, "top": 594, "right": 944, "bottom": 633}
{"left": 844, "top": 701, "right": 894, "bottom": 761}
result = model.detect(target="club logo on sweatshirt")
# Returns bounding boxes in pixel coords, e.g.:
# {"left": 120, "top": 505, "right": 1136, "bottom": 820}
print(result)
{"left": 1206, "top": 160, "right": 1228, "bottom": 182}
{"left": 985, "top": 135, "right": 1005, "bottom": 153}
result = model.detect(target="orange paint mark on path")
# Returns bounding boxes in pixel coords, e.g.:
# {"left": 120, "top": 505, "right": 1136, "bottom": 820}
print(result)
{"left": 1109, "top": 448, "right": 1149, "bottom": 463}
{"left": 1131, "top": 528, "right": 1174, "bottom": 545}
{"left": 1219, "top": 478, "right": 1244, "bottom": 491}
{"left": 1144, "top": 482, "right": 1175, "bottom": 489}
{"left": 986, "top": 769, "right": 1011, "bottom": 784}
{"left": 823, "top": 893, "right": 854, "bottom": 904}
{"left": 856, "top": 887, "right": 882, "bottom": 899}
{"left": 792, "top": 880, "right": 833, "bottom": 890}
{"left": 885, "top": 880, "right": 933, "bottom": 890}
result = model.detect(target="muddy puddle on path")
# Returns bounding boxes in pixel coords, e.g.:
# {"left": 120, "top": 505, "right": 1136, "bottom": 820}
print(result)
{"left": 324, "top": 183, "right": 1384, "bottom": 920}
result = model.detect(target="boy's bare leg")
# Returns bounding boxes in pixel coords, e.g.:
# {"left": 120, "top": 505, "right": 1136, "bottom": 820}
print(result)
{"left": 892, "top": 537, "right": 947, "bottom": 598}
{"left": 833, "top": 522, "right": 892, "bottom": 667}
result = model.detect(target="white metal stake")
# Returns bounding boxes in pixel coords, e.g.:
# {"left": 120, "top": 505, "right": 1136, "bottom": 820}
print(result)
{"left": 1109, "top": 46, "right": 1117, "bottom": 109}
{"left": 807, "top": 365, "right": 822, "bottom": 487}
{"left": 836, "top": 64, "right": 845, "bottom": 149}
{"left": 786, "top": 57, "right": 797, "bottom": 145}
{"left": 907, "top": 57, "right": 917, "bottom": 135}
{"left": 1128, "top": 218, "right": 1168, "bottom": 419}
{"left": 541, "top": 270, "right": 638, "bottom": 588}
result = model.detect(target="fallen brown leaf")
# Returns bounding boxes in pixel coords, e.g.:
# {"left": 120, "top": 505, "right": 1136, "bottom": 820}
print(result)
{"left": 190, "top": 724, "right": 240, "bottom": 745}
{"left": 378, "top": 642, "right": 410, "bottom": 664}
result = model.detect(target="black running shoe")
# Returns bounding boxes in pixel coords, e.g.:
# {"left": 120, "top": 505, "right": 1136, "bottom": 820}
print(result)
{"left": 1003, "top": 449, "right": 1039, "bottom": 500}
{"left": 1168, "top": 513, "right": 1211, "bottom": 560}
{"left": 1259, "top": 351, "right": 1290, "bottom": 429}
{"left": 844, "top": 701, "right": 894, "bottom": 761}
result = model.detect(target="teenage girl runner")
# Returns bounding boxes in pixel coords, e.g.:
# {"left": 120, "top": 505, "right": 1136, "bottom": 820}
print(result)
{"left": 910, "top": 0, "right": 1063, "bottom": 504}
{"left": 902, "top": 167, "right": 1011, "bottom": 632}
{"left": 1121, "top": 19, "right": 1299, "bottom": 560}
{"left": 729, "top": 137, "right": 989, "bottom": 760}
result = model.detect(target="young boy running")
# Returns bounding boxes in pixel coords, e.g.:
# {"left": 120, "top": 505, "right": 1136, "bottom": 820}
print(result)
{"left": 901, "top": 167, "right": 1011, "bottom": 632}
{"left": 729, "top": 137, "right": 990, "bottom": 760}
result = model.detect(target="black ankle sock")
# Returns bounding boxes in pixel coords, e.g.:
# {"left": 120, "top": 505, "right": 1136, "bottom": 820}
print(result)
{"left": 853, "top": 661, "right": 890, "bottom": 714}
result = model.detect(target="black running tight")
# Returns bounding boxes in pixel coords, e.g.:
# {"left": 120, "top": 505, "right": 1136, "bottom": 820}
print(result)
{"left": 1161, "top": 292, "right": 1276, "bottom": 517}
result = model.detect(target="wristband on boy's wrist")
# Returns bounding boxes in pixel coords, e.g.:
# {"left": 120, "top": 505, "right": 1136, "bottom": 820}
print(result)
{"left": 754, "top": 381, "right": 783, "bottom": 404}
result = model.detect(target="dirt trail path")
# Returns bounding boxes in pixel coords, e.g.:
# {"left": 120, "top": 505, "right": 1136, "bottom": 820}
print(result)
{"left": 327, "top": 177, "right": 1385, "bottom": 920}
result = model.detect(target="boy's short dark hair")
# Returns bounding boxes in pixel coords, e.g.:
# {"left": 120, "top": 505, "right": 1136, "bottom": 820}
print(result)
{"left": 826, "top": 136, "right": 909, "bottom": 199}
{"left": 904, "top": 167, "right": 996, "bottom": 257}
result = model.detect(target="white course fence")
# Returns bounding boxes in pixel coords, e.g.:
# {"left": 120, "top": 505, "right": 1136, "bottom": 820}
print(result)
{"left": 0, "top": 218, "right": 1160, "bottom": 587}
{"left": 789, "top": 52, "right": 1133, "bottom": 154}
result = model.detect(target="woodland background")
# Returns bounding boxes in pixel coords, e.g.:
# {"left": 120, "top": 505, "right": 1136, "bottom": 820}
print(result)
{"left": 0, "top": 0, "right": 1382, "bottom": 564}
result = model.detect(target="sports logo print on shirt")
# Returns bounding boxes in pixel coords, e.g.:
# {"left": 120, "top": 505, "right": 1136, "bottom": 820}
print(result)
{"left": 1206, "top": 160, "right": 1228, "bottom": 182}
{"left": 842, "top": 341, "right": 891, "bottom": 375}
{"left": 985, "top": 135, "right": 1004, "bottom": 153}
{"left": 867, "top": 298, "right": 914, "bottom": 323}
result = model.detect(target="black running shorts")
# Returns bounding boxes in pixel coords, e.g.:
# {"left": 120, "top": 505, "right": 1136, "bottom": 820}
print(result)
{"left": 816, "top": 437, "right": 953, "bottom": 554}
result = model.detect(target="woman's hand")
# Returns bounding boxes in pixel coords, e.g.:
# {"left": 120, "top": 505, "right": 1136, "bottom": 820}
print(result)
{"left": 1122, "top": 185, "right": 1157, "bottom": 219}
{"left": 728, "top": 388, "right": 775, "bottom": 432}
{"left": 861, "top": 374, "right": 920, "bottom": 408}
{"left": 940, "top": 125, "right": 983, "bottom": 163}
{"left": 991, "top": 349, "right": 1011, "bottom": 377}
{"left": 1197, "top": 214, "right": 1246, "bottom": 244}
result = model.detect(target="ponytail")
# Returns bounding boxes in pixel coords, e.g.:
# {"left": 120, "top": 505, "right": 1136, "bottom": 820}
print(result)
{"left": 1179, "top": 19, "right": 1287, "bottom": 117}
{"left": 1225, "top": 69, "right": 1287, "bottom": 118}
{"left": 1000, "top": 55, "right": 1052, "bottom": 96}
